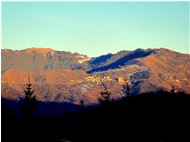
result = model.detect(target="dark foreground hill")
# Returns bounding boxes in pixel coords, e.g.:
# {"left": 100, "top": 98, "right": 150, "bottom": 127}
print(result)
{"left": 2, "top": 91, "right": 190, "bottom": 142}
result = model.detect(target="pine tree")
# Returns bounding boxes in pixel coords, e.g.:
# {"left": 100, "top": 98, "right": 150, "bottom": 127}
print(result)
{"left": 24, "top": 74, "right": 36, "bottom": 116}
{"left": 99, "top": 80, "right": 112, "bottom": 104}
{"left": 121, "top": 78, "right": 131, "bottom": 99}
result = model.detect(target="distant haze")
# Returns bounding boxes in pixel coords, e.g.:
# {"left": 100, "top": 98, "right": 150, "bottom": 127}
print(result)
{"left": 2, "top": 2, "right": 189, "bottom": 56}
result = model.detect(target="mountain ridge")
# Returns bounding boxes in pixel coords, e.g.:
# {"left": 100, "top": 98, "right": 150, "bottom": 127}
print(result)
{"left": 2, "top": 47, "right": 190, "bottom": 103}
{"left": 3, "top": 47, "right": 186, "bottom": 73}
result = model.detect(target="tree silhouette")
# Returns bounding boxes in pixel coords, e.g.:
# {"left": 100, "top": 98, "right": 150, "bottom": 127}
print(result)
{"left": 99, "top": 79, "right": 112, "bottom": 105}
{"left": 121, "top": 78, "right": 131, "bottom": 99}
{"left": 120, "top": 69, "right": 132, "bottom": 99}
{"left": 80, "top": 99, "right": 84, "bottom": 110}
{"left": 23, "top": 74, "right": 36, "bottom": 116}
{"left": 170, "top": 86, "right": 175, "bottom": 94}
{"left": 79, "top": 93, "right": 87, "bottom": 110}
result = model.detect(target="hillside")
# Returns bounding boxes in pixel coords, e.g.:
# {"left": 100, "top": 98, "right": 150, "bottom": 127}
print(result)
{"left": 137, "top": 48, "right": 190, "bottom": 93}
{"left": 1, "top": 47, "right": 91, "bottom": 72}
{"left": 1, "top": 47, "right": 190, "bottom": 103}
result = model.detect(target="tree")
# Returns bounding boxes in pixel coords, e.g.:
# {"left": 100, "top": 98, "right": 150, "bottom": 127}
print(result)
{"left": 120, "top": 68, "right": 132, "bottom": 99}
{"left": 23, "top": 74, "right": 36, "bottom": 116}
{"left": 80, "top": 99, "right": 84, "bottom": 110}
{"left": 99, "top": 79, "right": 112, "bottom": 105}
{"left": 170, "top": 86, "right": 175, "bottom": 94}
{"left": 79, "top": 93, "right": 87, "bottom": 110}
{"left": 121, "top": 78, "right": 131, "bottom": 99}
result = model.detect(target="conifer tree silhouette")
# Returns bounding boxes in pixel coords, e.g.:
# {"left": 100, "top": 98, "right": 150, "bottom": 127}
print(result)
{"left": 120, "top": 69, "right": 132, "bottom": 99}
{"left": 121, "top": 78, "right": 131, "bottom": 99}
{"left": 80, "top": 99, "right": 84, "bottom": 110}
{"left": 99, "top": 79, "right": 112, "bottom": 104}
{"left": 23, "top": 74, "right": 36, "bottom": 116}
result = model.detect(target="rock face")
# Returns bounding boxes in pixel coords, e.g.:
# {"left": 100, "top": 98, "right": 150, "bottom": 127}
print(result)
{"left": 1, "top": 47, "right": 190, "bottom": 104}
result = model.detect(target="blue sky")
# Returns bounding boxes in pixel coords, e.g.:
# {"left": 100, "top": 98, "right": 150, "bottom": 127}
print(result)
{"left": 2, "top": 2, "right": 189, "bottom": 57}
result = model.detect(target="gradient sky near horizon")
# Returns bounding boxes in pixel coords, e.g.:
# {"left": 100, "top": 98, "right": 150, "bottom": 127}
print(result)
{"left": 2, "top": 2, "right": 189, "bottom": 57}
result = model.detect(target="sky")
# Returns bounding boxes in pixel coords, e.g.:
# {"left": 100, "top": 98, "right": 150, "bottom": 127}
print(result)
{"left": 2, "top": 2, "right": 189, "bottom": 57}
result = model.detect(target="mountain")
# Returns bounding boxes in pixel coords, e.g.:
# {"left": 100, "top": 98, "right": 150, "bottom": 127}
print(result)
{"left": 1, "top": 47, "right": 91, "bottom": 72}
{"left": 87, "top": 48, "right": 153, "bottom": 73}
{"left": 1, "top": 48, "right": 154, "bottom": 73}
{"left": 1, "top": 47, "right": 190, "bottom": 104}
